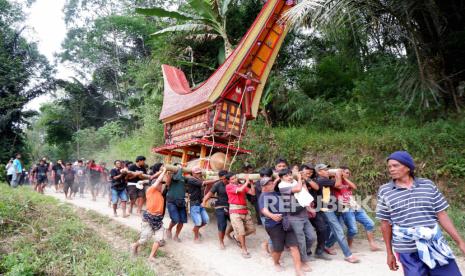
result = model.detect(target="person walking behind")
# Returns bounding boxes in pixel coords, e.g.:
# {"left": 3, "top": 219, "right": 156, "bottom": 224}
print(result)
{"left": 5, "top": 158, "right": 15, "bottom": 186}
{"left": 33, "top": 159, "right": 49, "bottom": 193}
{"left": 52, "top": 160, "right": 64, "bottom": 192}
{"left": 165, "top": 165, "right": 187, "bottom": 243}
{"left": 88, "top": 160, "right": 103, "bottom": 201}
{"left": 128, "top": 156, "right": 149, "bottom": 215}
{"left": 202, "top": 170, "right": 233, "bottom": 249}
{"left": 376, "top": 151, "right": 464, "bottom": 276}
{"left": 11, "top": 153, "right": 22, "bottom": 188}
{"left": 186, "top": 166, "right": 216, "bottom": 243}
{"left": 315, "top": 164, "right": 359, "bottom": 263}
{"left": 278, "top": 168, "right": 314, "bottom": 272}
{"left": 259, "top": 176, "right": 305, "bottom": 275}
{"left": 74, "top": 160, "right": 87, "bottom": 198}
{"left": 62, "top": 163, "right": 76, "bottom": 199}
{"left": 110, "top": 160, "right": 129, "bottom": 217}
{"left": 131, "top": 167, "right": 168, "bottom": 262}
{"left": 226, "top": 173, "right": 256, "bottom": 258}
{"left": 337, "top": 166, "right": 380, "bottom": 251}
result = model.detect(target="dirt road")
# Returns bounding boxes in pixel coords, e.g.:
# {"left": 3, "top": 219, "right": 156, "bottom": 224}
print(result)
{"left": 45, "top": 189, "right": 464, "bottom": 276}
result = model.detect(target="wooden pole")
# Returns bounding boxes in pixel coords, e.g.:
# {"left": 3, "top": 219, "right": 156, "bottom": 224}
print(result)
{"left": 181, "top": 148, "right": 189, "bottom": 167}
{"left": 199, "top": 145, "right": 207, "bottom": 169}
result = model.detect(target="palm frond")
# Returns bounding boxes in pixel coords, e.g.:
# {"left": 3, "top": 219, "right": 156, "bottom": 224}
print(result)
{"left": 135, "top": 7, "right": 198, "bottom": 21}
{"left": 151, "top": 23, "right": 214, "bottom": 36}
{"left": 282, "top": 0, "right": 325, "bottom": 26}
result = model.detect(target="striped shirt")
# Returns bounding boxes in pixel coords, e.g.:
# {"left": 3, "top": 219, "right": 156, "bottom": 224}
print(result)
{"left": 375, "top": 177, "right": 449, "bottom": 253}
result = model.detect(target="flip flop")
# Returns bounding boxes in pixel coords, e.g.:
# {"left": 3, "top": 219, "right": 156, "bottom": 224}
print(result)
{"left": 232, "top": 234, "right": 241, "bottom": 247}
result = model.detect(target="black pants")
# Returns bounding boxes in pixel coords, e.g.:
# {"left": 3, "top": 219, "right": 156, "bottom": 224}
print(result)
{"left": 309, "top": 211, "right": 328, "bottom": 255}
{"left": 6, "top": 175, "right": 12, "bottom": 186}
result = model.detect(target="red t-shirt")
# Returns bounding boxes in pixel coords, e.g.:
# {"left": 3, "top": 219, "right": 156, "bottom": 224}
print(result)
{"left": 334, "top": 178, "right": 352, "bottom": 204}
{"left": 226, "top": 184, "right": 249, "bottom": 214}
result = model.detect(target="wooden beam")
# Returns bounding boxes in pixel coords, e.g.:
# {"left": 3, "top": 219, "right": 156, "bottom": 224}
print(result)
{"left": 181, "top": 148, "right": 189, "bottom": 167}
{"left": 199, "top": 145, "right": 207, "bottom": 169}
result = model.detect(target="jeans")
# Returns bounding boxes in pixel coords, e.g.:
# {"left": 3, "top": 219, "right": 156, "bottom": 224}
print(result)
{"left": 310, "top": 211, "right": 328, "bottom": 255}
{"left": 289, "top": 218, "right": 315, "bottom": 262}
{"left": 341, "top": 208, "right": 375, "bottom": 239}
{"left": 323, "top": 211, "right": 352, "bottom": 257}
{"left": 190, "top": 204, "right": 209, "bottom": 226}
{"left": 11, "top": 173, "right": 20, "bottom": 188}
{"left": 111, "top": 189, "right": 128, "bottom": 204}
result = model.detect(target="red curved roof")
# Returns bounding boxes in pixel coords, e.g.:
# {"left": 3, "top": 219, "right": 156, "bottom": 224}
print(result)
{"left": 159, "top": 47, "right": 240, "bottom": 121}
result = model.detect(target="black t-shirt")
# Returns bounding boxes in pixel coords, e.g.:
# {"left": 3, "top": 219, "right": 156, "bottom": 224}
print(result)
{"left": 187, "top": 177, "right": 203, "bottom": 204}
{"left": 128, "top": 164, "right": 147, "bottom": 173}
{"left": 316, "top": 177, "right": 336, "bottom": 209}
{"left": 35, "top": 164, "right": 48, "bottom": 179}
{"left": 52, "top": 164, "right": 63, "bottom": 176}
{"left": 110, "top": 168, "right": 127, "bottom": 190}
{"left": 210, "top": 180, "right": 228, "bottom": 208}
{"left": 63, "top": 168, "right": 75, "bottom": 182}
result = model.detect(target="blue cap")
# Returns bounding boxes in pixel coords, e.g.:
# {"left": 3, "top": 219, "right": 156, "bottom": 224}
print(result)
{"left": 387, "top": 151, "right": 415, "bottom": 175}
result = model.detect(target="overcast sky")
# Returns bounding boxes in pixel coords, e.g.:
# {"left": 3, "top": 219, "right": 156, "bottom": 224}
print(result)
{"left": 23, "top": 0, "right": 71, "bottom": 111}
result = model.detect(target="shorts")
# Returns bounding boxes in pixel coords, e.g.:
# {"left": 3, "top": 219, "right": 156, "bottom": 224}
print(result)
{"left": 138, "top": 220, "right": 165, "bottom": 245}
{"left": 111, "top": 189, "right": 128, "bottom": 204}
{"left": 215, "top": 207, "right": 230, "bottom": 232}
{"left": 190, "top": 204, "right": 209, "bottom": 226}
{"left": 54, "top": 175, "right": 62, "bottom": 185}
{"left": 89, "top": 177, "right": 100, "bottom": 187}
{"left": 64, "top": 181, "right": 74, "bottom": 193}
{"left": 266, "top": 224, "right": 298, "bottom": 252}
{"left": 127, "top": 185, "right": 145, "bottom": 201}
{"left": 37, "top": 177, "right": 47, "bottom": 185}
{"left": 167, "top": 201, "right": 187, "bottom": 224}
{"left": 230, "top": 212, "right": 256, "bottom": 236}
{"left": 398, "top": 251, "right": 461, "bottom": 276}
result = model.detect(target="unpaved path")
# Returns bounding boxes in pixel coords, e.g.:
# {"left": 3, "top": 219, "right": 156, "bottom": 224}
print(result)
{"left": 45, "top": 189, "right": 464, "bottom": 276}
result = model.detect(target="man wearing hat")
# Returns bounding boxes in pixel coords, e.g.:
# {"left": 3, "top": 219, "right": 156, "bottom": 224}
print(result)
{"left": 376, "top": 151, "right": 464, "bottom": 275}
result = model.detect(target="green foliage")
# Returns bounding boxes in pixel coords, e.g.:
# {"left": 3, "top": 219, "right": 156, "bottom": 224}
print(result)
{"left": 0, "top": 0, "right": 55, "bottom": 163}
{"left": 0, "top": 186, "right": 153, "bottom": 275}
{"left": 241, "top": 118, "right": 465, "bottom": 204}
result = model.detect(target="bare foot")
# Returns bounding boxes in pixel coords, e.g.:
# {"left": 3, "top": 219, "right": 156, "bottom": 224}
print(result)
{"left": 148, "top": 256, "right": 156, "bottom": 262}
{"left": 301, "top": 262, "right": 312, "bottom": 272}
{"left": 122, "top": 214, "right": 130, "bottom": 218}
{"left": 370, "top": 243, "right": 381, "bottom": 251}
{"left": 166, "top": 229, "right": 172, "bottom": 240}
{"left": 219, "top": 243, "right": 225, "bottom": 250}
{"left": 173, "top": 236, "right": 181, "bottom": 243}
{"left": 194, "top": 239, "right": 201, "bottom": 244}
{"left": 274, "top": 264, "right": 284, "bottom": 272}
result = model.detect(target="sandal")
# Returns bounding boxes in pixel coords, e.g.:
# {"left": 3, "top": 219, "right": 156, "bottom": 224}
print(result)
{"left": 232, "top": 234, "right": 241, "bottom": 247}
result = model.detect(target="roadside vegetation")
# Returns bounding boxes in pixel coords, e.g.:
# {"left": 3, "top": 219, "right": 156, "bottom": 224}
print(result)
{"left": 0, "top": 185, "right": 153, "bottom": 275}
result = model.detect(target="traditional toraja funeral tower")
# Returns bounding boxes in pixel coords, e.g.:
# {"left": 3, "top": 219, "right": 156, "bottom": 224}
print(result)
{"left": 152, "top": 0, "right": 295, "bottom": 169}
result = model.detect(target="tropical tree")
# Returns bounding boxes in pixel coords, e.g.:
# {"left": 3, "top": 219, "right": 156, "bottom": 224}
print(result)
{"left": 285, "top": 0, "right": 465, "bottom": 112}
{"left": 136, "top": 0, "right": 235, "bottom": 63}
{"left": 0, "top": 0, "right": 55, "bottom": 162}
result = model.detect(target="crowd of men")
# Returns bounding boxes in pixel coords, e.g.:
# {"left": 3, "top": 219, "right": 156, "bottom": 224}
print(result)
{"left": 4, "top": 151, "right": 464, "bottom": 276}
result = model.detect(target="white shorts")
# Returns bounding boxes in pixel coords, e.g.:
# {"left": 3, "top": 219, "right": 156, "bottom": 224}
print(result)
{"left": 138, "top": 220, "right": 165, "bottom": 244}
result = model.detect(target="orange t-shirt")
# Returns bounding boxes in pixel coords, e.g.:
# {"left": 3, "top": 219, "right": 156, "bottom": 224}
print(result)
{"left": 146, "top": 186, "right": 164, "bottom": 215}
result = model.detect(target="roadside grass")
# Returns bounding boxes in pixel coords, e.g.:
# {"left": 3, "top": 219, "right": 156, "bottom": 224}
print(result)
{"left": 0, "top": 184, "right": 154, "bottom": 276}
